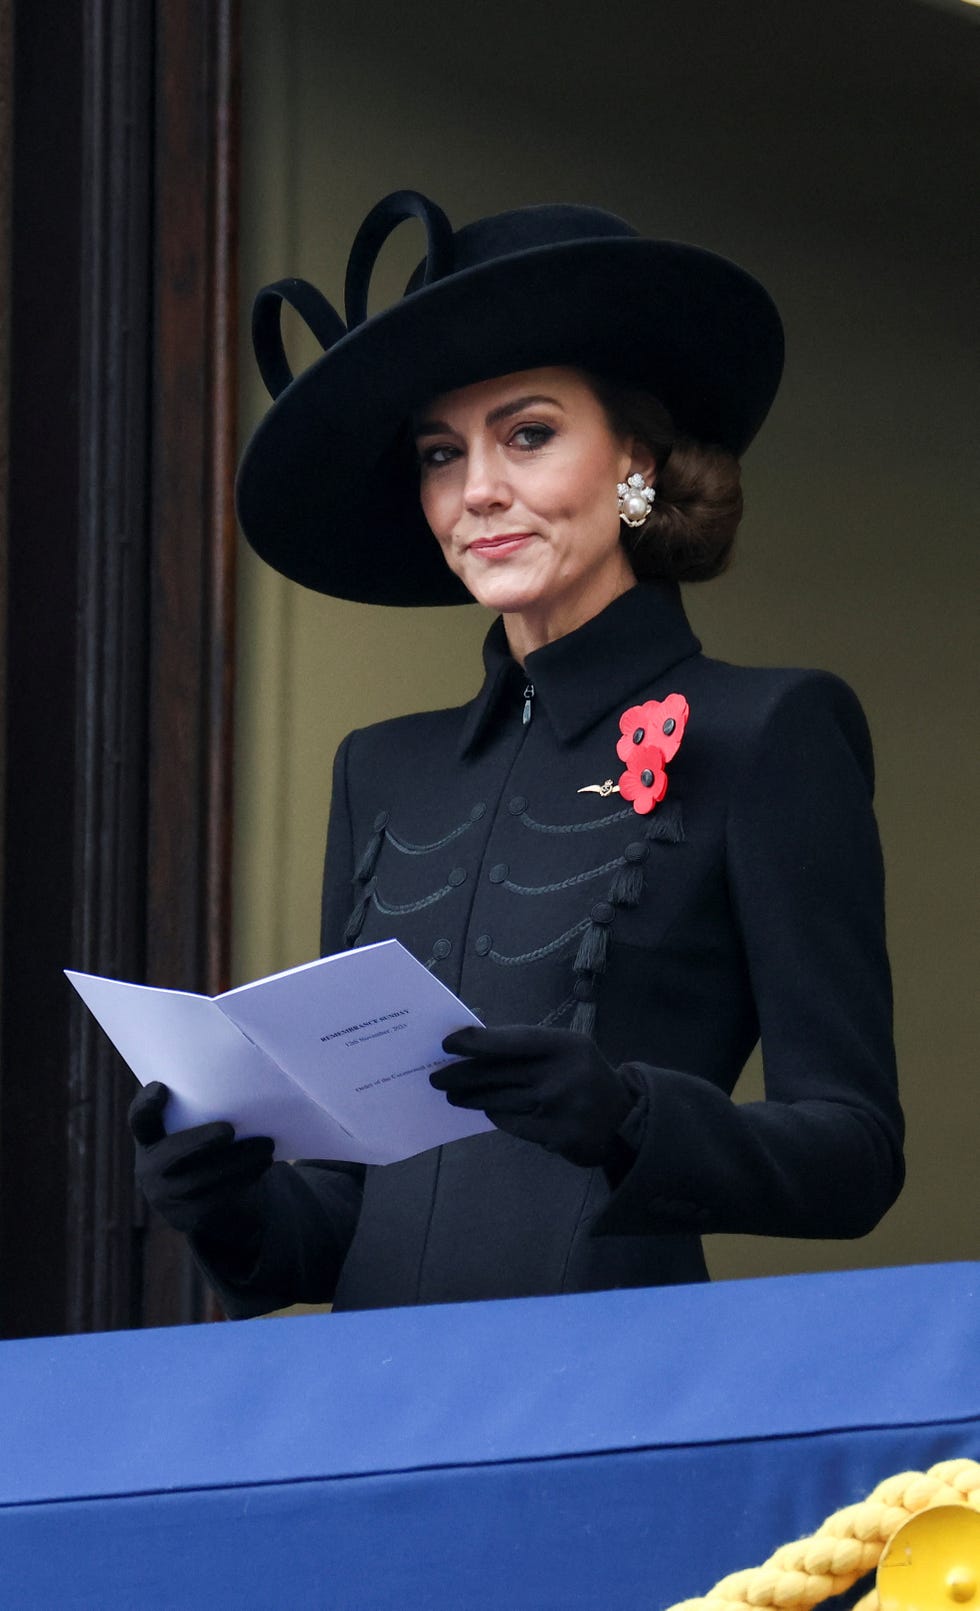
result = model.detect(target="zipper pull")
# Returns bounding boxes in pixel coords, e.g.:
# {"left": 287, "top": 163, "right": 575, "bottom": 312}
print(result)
{"left": 522, "top": 683, "right": 534, "bottom": 725}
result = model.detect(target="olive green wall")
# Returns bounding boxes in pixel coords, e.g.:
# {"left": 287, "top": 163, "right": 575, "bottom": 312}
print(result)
{"left": 236, "top": 0, "right": 979, "bottom": 1280}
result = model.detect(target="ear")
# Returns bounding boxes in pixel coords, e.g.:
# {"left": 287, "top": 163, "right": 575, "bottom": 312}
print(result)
{"left": 618, "top": 436, "right": 656, "bottom": 485}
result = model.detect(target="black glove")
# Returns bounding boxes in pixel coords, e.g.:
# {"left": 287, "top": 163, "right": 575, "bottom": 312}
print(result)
{"left": 431, "top": 1025, "right": 643, "bottom": 1169}
{"left": 129, "top": 1081, "right": 275, "bottom": 1242}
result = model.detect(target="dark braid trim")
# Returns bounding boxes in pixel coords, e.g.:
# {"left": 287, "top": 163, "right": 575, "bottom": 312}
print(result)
{"left": 569, "top": 799, "right": 684, "bottom": 1037}
{"left": 345, "top": 820, "right": 387, "bottom": 946}
{"left": 354, "top": 828, "right": 385, "bottom": 883}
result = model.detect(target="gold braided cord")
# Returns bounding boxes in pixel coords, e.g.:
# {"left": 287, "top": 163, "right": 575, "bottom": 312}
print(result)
{"left": 665, "top": 1458, "right": 980, "bottom": 1611}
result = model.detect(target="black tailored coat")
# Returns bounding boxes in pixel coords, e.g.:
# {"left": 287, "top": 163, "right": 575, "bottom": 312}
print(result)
{"left": 199, "top": 583, "right": 904, "bottom": 1316}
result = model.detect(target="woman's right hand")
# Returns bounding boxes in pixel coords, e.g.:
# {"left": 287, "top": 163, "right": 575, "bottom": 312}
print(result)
{"left": 129, "top": 1081, "right": 275, "bottom": 1241}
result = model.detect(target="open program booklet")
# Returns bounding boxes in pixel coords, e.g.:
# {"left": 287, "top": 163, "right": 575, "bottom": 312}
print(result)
{"left": 66, "top": 940, "right": 492, "bottom": 1163}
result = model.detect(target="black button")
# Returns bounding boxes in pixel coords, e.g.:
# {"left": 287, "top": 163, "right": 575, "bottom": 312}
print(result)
{"left": 489, "top": 863, "right": 508, "bottom": 883}
{"left": 573, "top": 978, "right": 595, "bottom": 1002}
{"left": 447, "top": 867, "right": 466, "bottom": 887}
{"left": 640, "top": 769, "right": 654, "bottom": 787}
{"left": 590, "top": 901, "right": 614, "bottom": 925}
{"left": 662, "top": 717, "right": 676, "bottom": 735}
{"left": 632, "top": 727, "right": 645, "bottom": 744}
{"left": 624, "top": 841, "right": 648, "bottom": 864}
{"left": 431, "top": 938, "right": 452, "bottom": 961}
{"left": 508, "top": 795, "right": 527, "bottom": 815}
{"left": 470, "top": 802, "right": 487, "bottom": 821}
{"left": 373, "top": 810, "right": 389, "bottom": 831}
{"left": 475, "top": 934, "right": 492, "bottom": 956}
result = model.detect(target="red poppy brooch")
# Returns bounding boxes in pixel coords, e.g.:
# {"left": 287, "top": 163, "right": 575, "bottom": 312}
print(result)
{"left": 616, "top": 694, "right": 689, "bottom": 815}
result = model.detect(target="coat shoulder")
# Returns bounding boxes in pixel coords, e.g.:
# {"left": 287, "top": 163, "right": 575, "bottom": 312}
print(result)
{"left": 685, "top": 655, "right": 870, "bottom": 738}
{"left": 681, "top": 656, "right": 876, "bottom": 789}
{"left": 689, "top": 655, "right": 865, "bottom": 717}
{"left": 340, "top": 700, "right": 470, "bottom": 765}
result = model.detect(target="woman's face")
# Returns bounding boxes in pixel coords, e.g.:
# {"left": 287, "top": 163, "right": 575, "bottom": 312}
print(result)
{"left": 413, "top": 367, "right": 651, "bottom": 652}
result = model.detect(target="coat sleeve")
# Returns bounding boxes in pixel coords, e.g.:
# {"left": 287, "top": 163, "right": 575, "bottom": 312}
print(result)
{"left": 192, "top": 733, "right": 366, "bottom": 1317}
{"left": 596, "top": 673, "right": 905, "bottom": 1240}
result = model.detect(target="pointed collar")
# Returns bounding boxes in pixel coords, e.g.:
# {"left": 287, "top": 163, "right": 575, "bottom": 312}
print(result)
{"left": 457, "top": 582, "right": 701, "bottom": 756}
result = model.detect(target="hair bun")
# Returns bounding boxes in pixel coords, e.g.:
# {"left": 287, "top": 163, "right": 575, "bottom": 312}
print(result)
{"left": 635, "top": 437, "right": 743, "bottom": 584}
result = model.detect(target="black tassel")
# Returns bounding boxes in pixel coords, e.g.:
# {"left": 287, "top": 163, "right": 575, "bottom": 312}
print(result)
{"left": 574, "top": 922, "right": 609, "bottom": 975}
{"left": 343, "top": 897, "right": 368, "bottom": 944}
{"left": 559, "top": 809, "right": 684, "bottom": 1040}
{"left": 646, "top": 801, "right": 684, "bottom": 845}
{"left": 570, "top": 999, "right": 597, "bottom": 1038}
{"left": 607, "top": 862, "right": 645, "bottom": 908}
{"left": 354, "top": 829, "right": 384, "bottom": 883}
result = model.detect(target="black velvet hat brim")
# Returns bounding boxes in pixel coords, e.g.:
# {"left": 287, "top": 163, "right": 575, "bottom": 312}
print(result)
{"left": 235, "top": 237, "right": 784, "bottom": 606}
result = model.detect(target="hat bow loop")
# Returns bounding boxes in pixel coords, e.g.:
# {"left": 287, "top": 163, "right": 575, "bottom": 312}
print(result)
{"left": 344, "top": 189, "right": 453, "bottom": 329}
{"left": 251, "top": 192, "right": 453, "bottom": 402}
{"left": 251, "top": 278, "right": 348, "bottom": 400}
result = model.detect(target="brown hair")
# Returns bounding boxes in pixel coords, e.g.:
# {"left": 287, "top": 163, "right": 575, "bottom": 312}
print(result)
{"left": 588, "top": 375, "right": 744, "bottom": 583}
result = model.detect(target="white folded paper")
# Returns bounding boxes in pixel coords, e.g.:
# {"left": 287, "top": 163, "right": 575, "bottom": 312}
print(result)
{"left": 66, "top": 940, "right": 492, "bottom": 1163}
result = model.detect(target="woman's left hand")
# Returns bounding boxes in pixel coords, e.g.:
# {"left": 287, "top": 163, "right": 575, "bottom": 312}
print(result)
{"left": 431, "top": 1025, "right": 639, "bottom": 1168}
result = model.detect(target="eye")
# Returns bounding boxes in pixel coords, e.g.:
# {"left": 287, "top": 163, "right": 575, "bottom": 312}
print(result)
{"left": 510, "top": 423, "right": 555, "bottom": 451}
{"left": 418, "top": 442, "right": 460, "bottom": 469}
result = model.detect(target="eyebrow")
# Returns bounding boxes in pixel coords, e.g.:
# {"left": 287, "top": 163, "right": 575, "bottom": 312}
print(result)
{"left": 413, "top": 394, "right": 565, "bottom": 438}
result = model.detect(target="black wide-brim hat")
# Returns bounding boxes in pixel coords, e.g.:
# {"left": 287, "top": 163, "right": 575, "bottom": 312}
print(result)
{"left": 236, "top": 190, "right": 784, "bottom": 607}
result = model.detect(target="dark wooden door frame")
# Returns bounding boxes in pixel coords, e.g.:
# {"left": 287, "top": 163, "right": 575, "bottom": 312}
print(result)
{"left": 1, "top": 0, "right": 240, "bottom": 1338}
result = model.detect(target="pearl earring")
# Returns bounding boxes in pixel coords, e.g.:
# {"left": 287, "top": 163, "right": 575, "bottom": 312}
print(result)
{"left": 617, "top": 472, "right": 656, "bottom": 528}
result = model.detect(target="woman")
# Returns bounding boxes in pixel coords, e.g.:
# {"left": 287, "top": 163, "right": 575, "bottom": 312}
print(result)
{"left": 130, "top": 191, "right": 904, "bottom": 1315}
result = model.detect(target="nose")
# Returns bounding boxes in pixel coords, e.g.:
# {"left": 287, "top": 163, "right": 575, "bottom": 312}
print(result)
{"left": 462, "top": 443, "right": 512, "bottom": 515}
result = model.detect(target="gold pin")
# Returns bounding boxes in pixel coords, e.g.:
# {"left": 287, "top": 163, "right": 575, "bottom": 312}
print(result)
{"left": 578, "top": 780, "right": 620, "bottom": 798}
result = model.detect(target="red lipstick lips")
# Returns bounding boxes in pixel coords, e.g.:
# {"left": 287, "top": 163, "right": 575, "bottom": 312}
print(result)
{"left": 467, "top": 532, "right": 533, "bottom": 556}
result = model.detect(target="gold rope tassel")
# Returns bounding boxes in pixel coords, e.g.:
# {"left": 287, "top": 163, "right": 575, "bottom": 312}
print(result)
{"left": 665, "top": 1458, "right": 980, "bottom": 1611}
